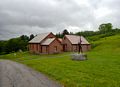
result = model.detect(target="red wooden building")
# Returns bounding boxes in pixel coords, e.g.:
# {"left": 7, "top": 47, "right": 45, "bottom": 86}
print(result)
{"left": 62, "top": 35, "right": 91, "bottom": 52}
{"left": 28, "top": 32, "right": 91, "bottom": 54}
{"left": 29, "top": 32, "right": 62, "bottom": 54}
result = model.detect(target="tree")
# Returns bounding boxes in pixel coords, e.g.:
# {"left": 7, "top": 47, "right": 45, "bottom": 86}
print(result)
{"left": 5, "top": 38, "right": 20, "bottom": 53}
{"left": 0, "top": 41, "right": 6, "bottom": 54}
{"left": 69, "top": 32, "right": 74, "bottom": 35}
{"left": 5, "top": 37, "right": 28, "bottom": 54}
{"left": 99, "top": 23, "right": 113, "bottom": 33}
{"left": 0, "top": 34, "right": 32, "bottom": 55}
{"left": 29, "top": 34, "right": 34, "bottom": 41}
{"left": 20, "top": 35, "right": 29, "bottom": 41}
{"left": 62, "top": 29, "right": 69, "bottom": 36}
{"left": 56, "top": 32, "right": 62, "bottom": 38}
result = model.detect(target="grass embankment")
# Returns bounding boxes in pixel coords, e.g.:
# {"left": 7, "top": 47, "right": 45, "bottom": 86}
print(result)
{"left": 0, "top": 35, "right": 120, "bottom": 87}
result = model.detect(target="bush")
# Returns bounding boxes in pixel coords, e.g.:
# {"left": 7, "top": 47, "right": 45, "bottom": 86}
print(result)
{"left": 91, "top": 42, "right": 101, "bottom": 48}
{"left": 0, "top": 35, "right": 29, "bottom": 55}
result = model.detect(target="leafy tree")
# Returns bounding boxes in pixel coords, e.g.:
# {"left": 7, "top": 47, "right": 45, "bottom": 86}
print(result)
{"left": 56, "top": 32, "right": 62, "bottom": 38}
{"left": 56, "top": 29, "right": 70, "bottom": 38}
{"left": 0, "top": 35, "right": 29, "bottom": 55}
{"left": 76, "top": 31, "right": 95, "bottom": 37}
{"left": 29, "top": 34, "right": 34, "bottom": 41}
{"left": 5, "top": 37, "right": 28, "bottom": 54}
{"left": 62, "top": 29, "right": 69, "bottom": 36}
{"left": 69, "top": 32, "right": 74, "bottom": 35}
{"left": 0, "top": 41, "right": 6, "bottom": 54}
{"left": 20, "top": 35, "right": 29, "bottom": 41}
{"left": 99, "top": 23, "right": 113, "bottom": 33}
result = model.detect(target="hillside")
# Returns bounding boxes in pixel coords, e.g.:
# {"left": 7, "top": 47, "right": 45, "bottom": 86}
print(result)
{"left": 0, "top": 34, "right": 120, "bottom": 87}
{"left": 90, "top": 34, "right": 120, "bottom": 53}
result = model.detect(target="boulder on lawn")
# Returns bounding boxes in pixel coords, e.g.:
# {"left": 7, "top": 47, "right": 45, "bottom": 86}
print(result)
{"left": 71, "top": 53, "right": 87, "bottom": 61}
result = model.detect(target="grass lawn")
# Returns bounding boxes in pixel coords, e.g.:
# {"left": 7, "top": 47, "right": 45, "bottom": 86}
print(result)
{"left": 0, "top": 35, "right": 120, "bottom": 87}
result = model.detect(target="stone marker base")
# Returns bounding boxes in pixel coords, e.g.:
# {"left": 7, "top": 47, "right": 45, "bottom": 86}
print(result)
{"left": 71, "top": 53, "right": 87, "bottom": 61}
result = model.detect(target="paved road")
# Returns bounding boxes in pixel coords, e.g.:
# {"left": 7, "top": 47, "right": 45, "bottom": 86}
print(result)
{"left": 0, "top": 60, "right": 62, "bottom": 87}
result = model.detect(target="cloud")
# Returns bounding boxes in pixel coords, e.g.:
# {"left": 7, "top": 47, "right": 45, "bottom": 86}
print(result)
{"left": 0, "top": 0, "right": 120, "bottom": 40}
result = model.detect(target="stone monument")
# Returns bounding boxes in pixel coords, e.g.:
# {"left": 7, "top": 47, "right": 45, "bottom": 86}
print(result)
{"left": 71, "top": 36, "right": 87, "bottom": 61}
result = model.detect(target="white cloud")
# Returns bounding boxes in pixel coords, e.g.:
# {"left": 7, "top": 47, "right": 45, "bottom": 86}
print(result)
{"left": 94, "top": 7, "right": 113, "bottom": 19}
{"left": 0, "top": 0, "right": 120, "bottom": 40}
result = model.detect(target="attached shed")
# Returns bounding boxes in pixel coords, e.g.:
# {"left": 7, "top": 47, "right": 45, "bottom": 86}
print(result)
{"left": 41, "top": 38, "right": 62, "bottom": 54}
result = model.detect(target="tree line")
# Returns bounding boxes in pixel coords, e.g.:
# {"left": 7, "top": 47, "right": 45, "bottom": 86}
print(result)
{"left": 0, "top": 34, "right": 35, "bottom": 55}
{"left": 56, "top": 23, "right": 120, "bottom": 41}
{"left": 0, "top": 23, "right": 120, "bottom": 55}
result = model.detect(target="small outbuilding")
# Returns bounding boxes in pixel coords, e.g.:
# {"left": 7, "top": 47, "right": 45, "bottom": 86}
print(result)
{"left": 62, "top": 35, "right": 91, "bottom": 52}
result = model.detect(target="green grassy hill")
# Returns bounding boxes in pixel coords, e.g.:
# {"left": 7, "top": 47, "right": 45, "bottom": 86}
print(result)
{"left": 0, "top": 34, "right": 120, "bottom": 87}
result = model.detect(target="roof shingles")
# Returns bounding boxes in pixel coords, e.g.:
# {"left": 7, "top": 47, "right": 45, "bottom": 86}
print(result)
{"left": 29, "top": 32, "right": 50, "bottom": 43}
{"left": 65, "top": 35, "right": 90, "bottom": 44}
{"left": 41, "top": 38, "right": 55, "bottom": 45}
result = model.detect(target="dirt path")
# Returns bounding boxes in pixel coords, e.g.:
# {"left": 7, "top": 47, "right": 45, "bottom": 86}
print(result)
{"left": 0, "top": 60, "right": 62, "bottom": 87}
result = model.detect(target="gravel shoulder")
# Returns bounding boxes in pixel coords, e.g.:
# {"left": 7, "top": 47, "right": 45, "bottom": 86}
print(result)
{"left": 0, "top": 60, "right": 62, "bottom": 87}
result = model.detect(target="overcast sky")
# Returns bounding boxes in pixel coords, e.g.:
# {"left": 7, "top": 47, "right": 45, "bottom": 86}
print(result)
{"left": 0, "top": 0, "right": 120, "bottom": 40}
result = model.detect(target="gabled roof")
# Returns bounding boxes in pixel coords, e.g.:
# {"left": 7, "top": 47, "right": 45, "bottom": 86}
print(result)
{"left": 65, "top": 35, "right": 90, "bottom": 44}
{"left": 29, "top": 32, "right": 51, "bottom": 43}
{"left": 41, "top": 38, "right": 55, "bottom": 45}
